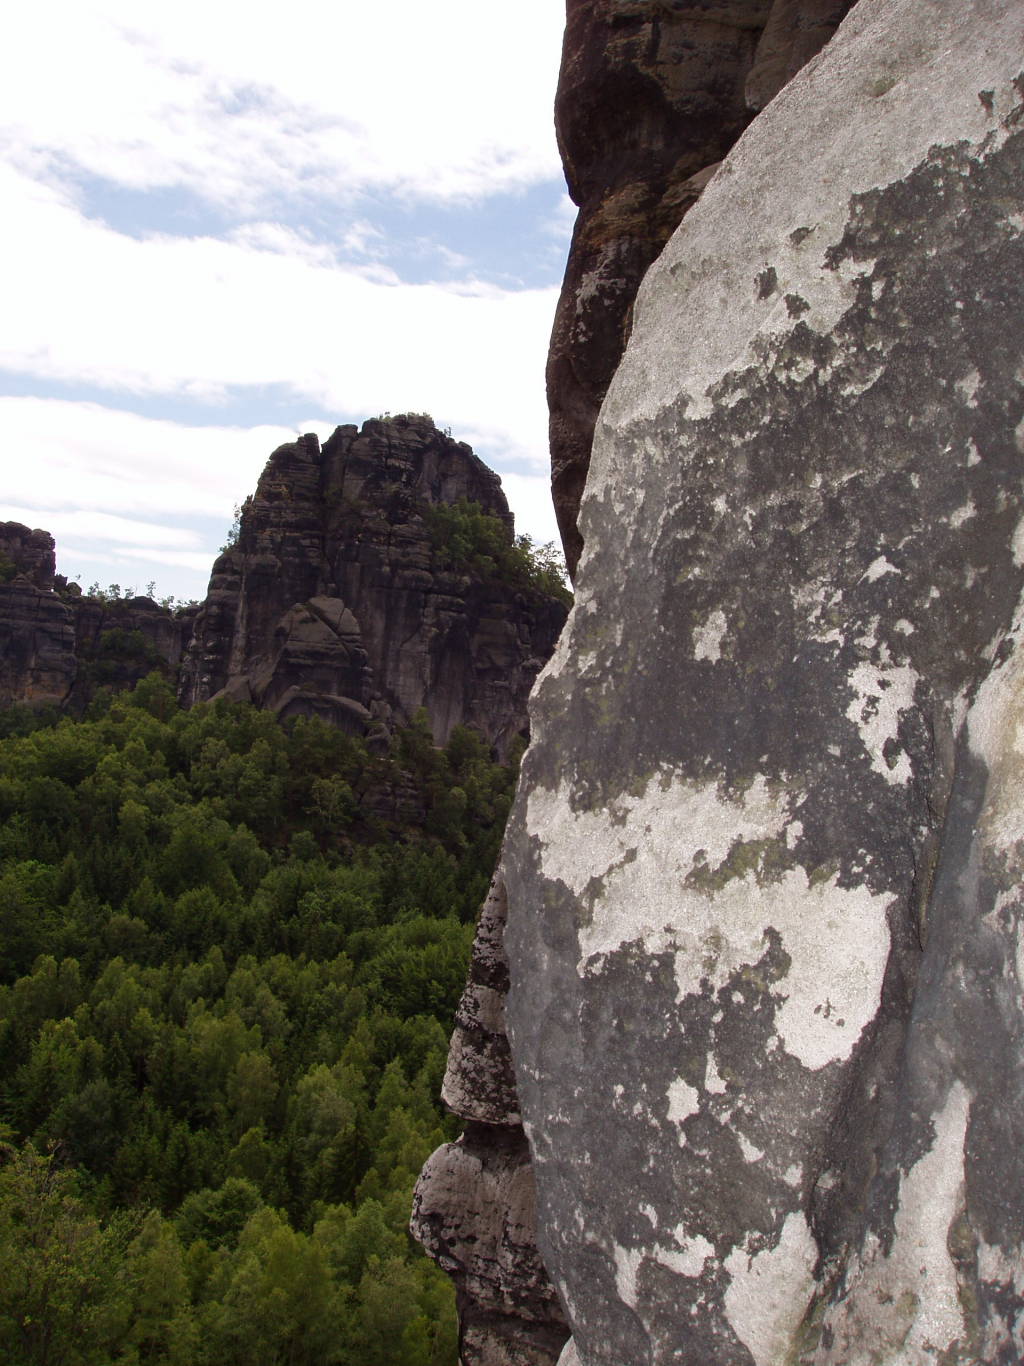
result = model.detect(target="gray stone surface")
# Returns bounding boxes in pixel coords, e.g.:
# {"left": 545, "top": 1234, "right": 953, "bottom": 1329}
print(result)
{"left": 411, "top": 872, "right": 569, "bottom": 1366}
{"left": 504, "top": 2, "right": 1024, "bottom": 1362}
{"left": 441, "top": 873, "right": 521, "bottom": 1127}
{"left": 547, "top": 0, "right": 853, "bottom": 579}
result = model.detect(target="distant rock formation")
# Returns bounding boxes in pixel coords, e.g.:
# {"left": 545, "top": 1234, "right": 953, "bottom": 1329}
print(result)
{"left": 0, "top": 520, "right": 195, "bottom": 713}
{"left": 411, "top": 872, "right": 570, "bottom": 1366}
{"left": 507, "top": 2, "right": 1024, "bottom": 1362}
{"left": 66, "top": 595, "right": 198, "bottom": 714}
{"left": 0, "top": 522, "right": 57, "bottom": 590}
{"left": 179, "top": 416, "right": 568, "bottom": 755}
{"left": 548, "top": 0, "right": 853, "bottom": 578}
{"left": 0, "top": 523, "right": 76, "bottom": 709}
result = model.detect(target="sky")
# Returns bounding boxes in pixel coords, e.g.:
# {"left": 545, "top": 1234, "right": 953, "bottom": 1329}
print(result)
{"left": 0, "top": 1, "right": 571, "bottom": 601}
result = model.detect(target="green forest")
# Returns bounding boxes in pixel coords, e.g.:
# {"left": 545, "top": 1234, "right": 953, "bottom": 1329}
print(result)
{"left": 0, "top": 674, "right": 523, "bottom": 1365}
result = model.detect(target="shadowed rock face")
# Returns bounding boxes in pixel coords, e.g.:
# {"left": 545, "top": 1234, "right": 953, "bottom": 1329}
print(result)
{"left": 0, "top": 522, "right": 75, "bottom": 708}
{"left": 548, "top": 0, "right": 853, "bottom": 579}
{"left": 179, "top": 417, "right": 567, "bottom": 754}
{"left": 0, "top": 522, "right": 56, "bottom": 590}
{"left": 411, "top": 872, "right": 570, "bottom": 1366}
{"left": 0, "top": 582, "right": 77, "bottom": 710}
{"left": 0, "top": 521, "right": 196, "bottom": 713}
{"left": 508, "top": 2, "right": 1024, "bottom": 1361}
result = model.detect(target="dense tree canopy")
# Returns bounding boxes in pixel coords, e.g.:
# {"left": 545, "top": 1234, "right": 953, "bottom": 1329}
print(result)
{"left": 0, "top": 675, "right": 521, "bottom": 1364}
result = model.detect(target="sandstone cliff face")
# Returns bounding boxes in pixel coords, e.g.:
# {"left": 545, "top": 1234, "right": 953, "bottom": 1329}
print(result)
{"left": 0, "top": 520, "right": 195, "bottom": 713}
{"left": 0, "top": 522, "right": 57, "bottom": 590}
{"left": 548, "top": 0, "right": 853, "bottom": 578}
{"left": 0, "top": 521, "right": 75, "bottom": 709}
{"left": 179, "top": 417, "right": 567, "bottom": 754}
{"left": 508, "top": 2, "right": 1024, "bottom": 1362}
{"left": 411, "top": 872, "right": 570, "bottom": 1366}
{"left": 65, "top": 596, "right": 198, "bottom": 714}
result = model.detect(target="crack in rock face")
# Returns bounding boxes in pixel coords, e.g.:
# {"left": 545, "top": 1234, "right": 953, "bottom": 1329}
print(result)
{"left": 504, "top": 2, "right": 1024, "bottom": 1362}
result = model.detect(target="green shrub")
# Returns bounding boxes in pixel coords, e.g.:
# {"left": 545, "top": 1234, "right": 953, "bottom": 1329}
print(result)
{"left": 425, "top": 498, "right": 573, "bottom": 607}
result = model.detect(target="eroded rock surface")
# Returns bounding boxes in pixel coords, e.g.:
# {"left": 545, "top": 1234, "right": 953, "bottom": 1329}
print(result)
{"left": 411, "top": 873, "right": 569, "bottom": 1365}
{"left": 0, "top": 577, "right": 77, "bottom": 709}
{"left": 507, "top": 2, "right": 1024, "bottom": 1361}
{"left": 179, "top": 417, "right": 567, "bottom": 754}
{"left": 0, "top": 521, "right": 197, "bottom": 713}
{"left": 548, "top": 0, "right": 853, "bottom": 578}
{"left": 0, "top": 522, "right": 57, "bottom": 590}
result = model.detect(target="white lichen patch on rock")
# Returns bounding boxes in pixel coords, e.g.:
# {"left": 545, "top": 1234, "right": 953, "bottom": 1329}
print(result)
{"left": 845, "top": 660, "right": 917, "bottom": 785}
{"left": 967, "top": 596, "right": 1024, "bottom": 857}
{"left": 693, "top": 609, "right": 728, "bottom": 662}
{"left": 663, "top": 1233, "right": 715, "bottom": 1279}
{"left": 526, "top": 772, "right": 891, "bottom": 1071}
{"left": 723, "top": 1212, "right": 818, "bottom": 1366}
{"left": 666, "top": 1076, "right": 700, "bottom": 1128}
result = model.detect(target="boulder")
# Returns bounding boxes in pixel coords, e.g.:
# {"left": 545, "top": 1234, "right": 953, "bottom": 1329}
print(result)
{"left": 179, "top": 417, "right": 568, "bottom": 754}
{"left": 506, "top": 3, "right": 1024, "bottom": 1363}
{"left": 547, "top": 0, "right": 854, "bottom": 578}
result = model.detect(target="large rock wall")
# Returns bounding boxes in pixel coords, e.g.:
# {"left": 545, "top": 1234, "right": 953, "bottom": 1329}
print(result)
{"left": 0, "top": 521, "right": 195, "bottom": 713}
{"left": 179, "top": 417, "right": 568, "bottom": 754}
{"left": 507, "top": 2, "right": 1024, "bottom": 1362}
{"left": 548, "top": 0, "right": 854, "bottom": 579}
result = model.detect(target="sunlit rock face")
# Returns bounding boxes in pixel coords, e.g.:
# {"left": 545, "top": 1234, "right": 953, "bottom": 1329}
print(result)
{"left": 547, "top": 0, "right": 854, "bottom": 579}
{"left": 507, "top": 2, "right": 1024, "bottom": 1361}
{"left": 179, "top": 417, "right": 568, "bottom": 755}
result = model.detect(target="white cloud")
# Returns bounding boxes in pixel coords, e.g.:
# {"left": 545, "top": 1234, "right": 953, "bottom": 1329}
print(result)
{"left": 1, "top": 1, "right": 565, "bottom": 210}
{"left": 0, "top": 164, "right": 557, "bottom": 463}
{"left": 0, "top": 399, "right": 294, "bottom": 522}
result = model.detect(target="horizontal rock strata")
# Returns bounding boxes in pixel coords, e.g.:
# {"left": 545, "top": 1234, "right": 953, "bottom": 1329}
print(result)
{"left": 506, "top": 2, "right": 1024, "bottom": 1362}
{"left": 0, "top": 522, "right": 56, "bottom": 590}
{"left": 0, "top": 576, "right": 77, "bottom": 710}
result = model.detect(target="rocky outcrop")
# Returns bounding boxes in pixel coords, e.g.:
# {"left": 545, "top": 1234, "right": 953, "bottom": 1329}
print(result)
{"left": 179, "top": 417, "right": 568, "bottom": 754}
{"left": 411, "top": 872, "right": 570, "bottom": 1366}
{"left": 0, "top": 578, "right": 77, "bottom": 710}
{"left": 507, "top": 2, "right": 1024, "bottom": 1362}
{"left": 65, "top": 595, "right": 198, "bottom": 713}
{"left": 0, "top": 521, "right": 76, "bottom": 709}
{"left": 548, "top": 0, "right": 853, "bottom": 578}
{"left": 0, "top": 521, "right": 196, "bottom": 713}
{"left": 0, "top": 522, "right": 56, "bottom": 590}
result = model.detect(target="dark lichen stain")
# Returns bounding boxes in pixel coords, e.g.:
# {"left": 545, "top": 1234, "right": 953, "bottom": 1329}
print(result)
{"left": 756, "top": 265, "right": 779, "bottom": 300}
